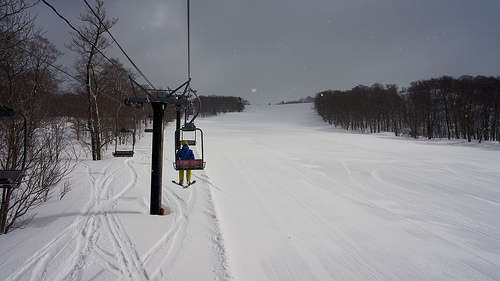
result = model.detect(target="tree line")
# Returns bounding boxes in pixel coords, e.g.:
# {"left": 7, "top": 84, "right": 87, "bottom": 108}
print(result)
{"left": 198, "top": 95, "right": 248, "bottom": 117}
{"left": 314, "top": 75, "right": 500, "bottom": 142}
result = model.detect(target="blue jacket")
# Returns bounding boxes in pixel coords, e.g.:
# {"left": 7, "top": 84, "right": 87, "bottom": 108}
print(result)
{"left": 176, "top": 144, "right": 195, "bottom": 160}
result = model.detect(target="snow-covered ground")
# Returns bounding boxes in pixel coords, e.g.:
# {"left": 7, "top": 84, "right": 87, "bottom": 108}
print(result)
{"left": 1, "top": 103, "right": 499, "bottom": 280}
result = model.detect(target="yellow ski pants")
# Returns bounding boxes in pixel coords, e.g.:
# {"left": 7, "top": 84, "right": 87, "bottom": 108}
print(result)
{"left": 179, "top": 170, "right": 191, "bottom": 182}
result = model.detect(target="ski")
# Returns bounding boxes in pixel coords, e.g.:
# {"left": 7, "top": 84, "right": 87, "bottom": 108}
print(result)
{"left": 172, "top": 180, "right": 196, "bottom": 188}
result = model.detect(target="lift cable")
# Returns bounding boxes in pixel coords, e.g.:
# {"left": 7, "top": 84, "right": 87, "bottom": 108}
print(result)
{"left": 187, "top": 0, "right": 191, "bottom": 82}
{"left": 184, "top": 0, "right": 201, "bottom": 125}
{"left": 82, "top": 0, "right": 156, "bottom": 90}
{"left": 1, "top": 36, "right": 126, "bottom": 107}
{"left": 41, "top": 0, "right": 155, "bottom": 90}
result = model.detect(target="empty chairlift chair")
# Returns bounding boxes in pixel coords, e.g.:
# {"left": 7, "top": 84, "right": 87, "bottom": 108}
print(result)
{"left": 179, "top": 125, "right": 197, "bottom": 146}
{"left": 0, "top": 105, "right": 27, "bottom": 189}
{"left": 112, "top": 104, "right": 135, "bottom": 157}
{"left": 144, "top": 115, "right": 154, "bottom": 133}
{"left": 113, "top": 128, "right": 135, "bottom": 157}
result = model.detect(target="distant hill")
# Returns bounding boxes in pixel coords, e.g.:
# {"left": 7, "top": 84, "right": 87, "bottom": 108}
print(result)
{"left": 277, "top": 96, "right": 314, "bottom": 105}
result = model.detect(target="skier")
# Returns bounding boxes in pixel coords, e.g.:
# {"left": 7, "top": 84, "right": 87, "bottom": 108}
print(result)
{"left": 176, "top": 141, "right": 195, "bottom": 185}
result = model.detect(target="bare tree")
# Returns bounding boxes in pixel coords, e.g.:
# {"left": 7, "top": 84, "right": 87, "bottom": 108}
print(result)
{"left": 3, "top": 120, "right": 75, "bottom": 232}
{"left": 0, "top": 0, "right": 39, "bottom": 62}
{"left": 1, "top": 0, "right": 74, "bottom": 233}
{"left": 68, "top": 0, "right": 117, "bottom": 160}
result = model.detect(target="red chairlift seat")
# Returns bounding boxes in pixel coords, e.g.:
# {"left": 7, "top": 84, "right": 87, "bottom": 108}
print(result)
{"left": 174, "top": 159, "right": 205, "bottom": 170}
{"left": 179, "top": 140, "right": 196, "bottom": 146}
{"left": 0, "top": 170, "right": 23, "bottom": 188}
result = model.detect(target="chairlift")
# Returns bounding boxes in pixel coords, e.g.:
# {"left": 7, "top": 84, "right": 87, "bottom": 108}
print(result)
{"left": 112, "top": 104, "right": 135, "bottom": 157}
{"left": 0, "top": 105, "right": 27, "bottom": 189}
{"left": 173, "top": 124, "right": 205, "bottom": 170}
{"left": 144, "top": 115, "right": 154, "bottom": 132}
{"left": 179, "top": 103, "right": 197, "bottom": 146}
{"left": 113, "top": 128, "right": 135, "bottom": 157}
{"left": 179, "top": 122, "right": 197, "bottom": 146}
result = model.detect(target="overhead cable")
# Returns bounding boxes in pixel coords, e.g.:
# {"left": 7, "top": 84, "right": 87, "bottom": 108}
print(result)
{"left": 82, "top": 0, "right": 156, "bottom": 90}
{"left": 41, "top": 0, "right": 150, "bottom": 90}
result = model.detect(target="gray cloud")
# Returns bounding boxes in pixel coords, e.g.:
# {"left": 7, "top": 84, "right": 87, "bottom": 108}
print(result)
{"left": 33, "top": 0, "right": 500, "bottom": 104}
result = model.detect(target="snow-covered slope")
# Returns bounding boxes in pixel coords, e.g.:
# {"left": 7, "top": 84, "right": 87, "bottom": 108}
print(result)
{"left": 1, "top": 103, "right": 499, "bottom": 280}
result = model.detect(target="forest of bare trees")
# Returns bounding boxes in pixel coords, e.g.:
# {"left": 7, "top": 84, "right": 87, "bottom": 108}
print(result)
{"left": 0, "top": 0, "right": 74, "bottom": 233}
{"left": 198, "top": 95, "right": 247, "bottom": 117}
{"left": 314, "top": 75, "right": 500, "bottom": 142}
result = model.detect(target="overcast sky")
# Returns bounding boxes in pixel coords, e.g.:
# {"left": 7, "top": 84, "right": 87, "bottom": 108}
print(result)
{"left": 32, "top": 0, "right": 500, "bottom": 104}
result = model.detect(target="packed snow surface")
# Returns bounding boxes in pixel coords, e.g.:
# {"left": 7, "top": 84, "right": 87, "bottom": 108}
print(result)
{"left": 1, "top": 103, "right": 499, "bottom": 280}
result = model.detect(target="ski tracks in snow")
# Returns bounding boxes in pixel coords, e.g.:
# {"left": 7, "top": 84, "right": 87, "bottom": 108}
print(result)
{"left": 5, "top": 157, "right": 149, "bottom": 281}
{"left": 140, "top": 186, "right": 192, "bottom": 278}
{"left": 5, "top": 148, "right": 231, "bottom": 280}
{"left": 198, "top": 105, "right": 500, "bottom": 280}
{"left": 323, "top": 152, "right": 500, "bottom": 280}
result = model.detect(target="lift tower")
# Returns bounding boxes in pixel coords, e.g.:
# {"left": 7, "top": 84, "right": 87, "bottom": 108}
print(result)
{"left": 126, "top": 80, "right": 191, "bottom": 215}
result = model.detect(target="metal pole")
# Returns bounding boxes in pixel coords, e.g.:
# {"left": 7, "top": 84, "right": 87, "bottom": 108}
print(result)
{"left": 187, "top": 0, "right": 191, "bottom": 81}
{"left": 175, "top": 107, "right": 181, "bottom": 149}
{"left": 150, "top": 103, "right": 165, "bottom": 215}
